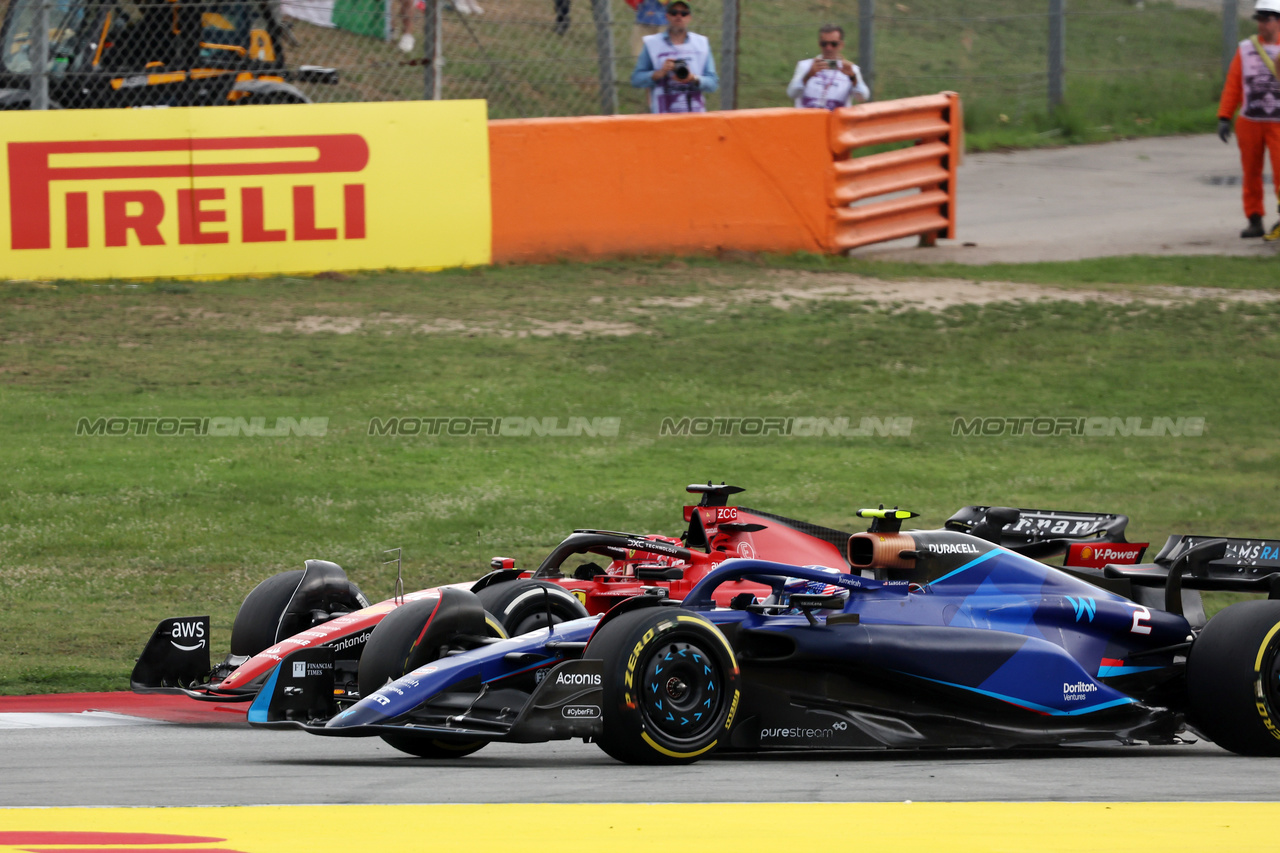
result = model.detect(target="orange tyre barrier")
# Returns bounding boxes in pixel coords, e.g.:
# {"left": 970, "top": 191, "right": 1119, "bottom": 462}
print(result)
{"left": 828, "top": 92, "right": 962, "bottom": 251}
{"left": 488, "top": 93, "right": 961, "bottom": 263}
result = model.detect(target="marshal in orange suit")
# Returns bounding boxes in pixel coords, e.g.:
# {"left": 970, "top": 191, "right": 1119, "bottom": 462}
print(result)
{"left": 1219, "top": 0, "right": 1280, "bottom": 239}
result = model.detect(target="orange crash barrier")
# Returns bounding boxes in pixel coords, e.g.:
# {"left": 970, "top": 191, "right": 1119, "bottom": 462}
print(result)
{"left": 487, "top": 93, "right": 962, "bottom": 262}
{"left": 488, "top": 108, "right": 833, "bottom": 262}
{"left": 828, "top": 92, "right": 963, "bottom": 251}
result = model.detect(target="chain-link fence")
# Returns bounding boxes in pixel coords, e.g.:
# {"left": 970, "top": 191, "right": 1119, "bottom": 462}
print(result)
{"left": 426, "top": 0, "right": 728, "bottom": 117}
{"left": 862, "top": 0, "right": 1226, "bottom": 133}
{"left": 0, "top": 0, "right": 427, "bottom": 106}
{"left": 0, "top": 0, "right": 1242, "bottom": 116}
{"left": 433, "top": 0, "right": 1231, "bottom": 125}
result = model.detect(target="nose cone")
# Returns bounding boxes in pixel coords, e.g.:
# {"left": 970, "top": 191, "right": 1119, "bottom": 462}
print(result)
{"left": 327, "top": 689, "right": 400, "bottom": 728}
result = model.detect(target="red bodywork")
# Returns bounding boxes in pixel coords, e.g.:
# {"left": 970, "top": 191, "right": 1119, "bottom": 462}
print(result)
{"left": 215, "top": 503, "right": 850, "bottom": 693}
{"left": 1064, "top": 542, "right": 1149, "bottom": 569}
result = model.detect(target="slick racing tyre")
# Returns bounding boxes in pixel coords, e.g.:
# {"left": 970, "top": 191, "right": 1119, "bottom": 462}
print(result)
{"left": 475, "top": 579, "right": 588, "bottom": 636}
{"left": 1187, "top": 599, "right": 1280, "bottom": 756}
{"left": 229, "top": 564, "right": 368, "bottom": 657}
{"left": 358, "top": 589, "right": 507, "bottom": 759}
{"left": 585, "top": 607, "right": 740, "bottom": 765}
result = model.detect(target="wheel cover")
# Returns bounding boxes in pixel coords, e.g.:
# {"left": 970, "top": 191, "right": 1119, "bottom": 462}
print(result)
{"left": 638, "top": 638, "right": 723, "bottom": 745}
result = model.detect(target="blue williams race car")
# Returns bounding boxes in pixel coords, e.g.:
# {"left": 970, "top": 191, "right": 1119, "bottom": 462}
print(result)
{"left": 247, "top": 508, "right": 1280, "bottom": 763}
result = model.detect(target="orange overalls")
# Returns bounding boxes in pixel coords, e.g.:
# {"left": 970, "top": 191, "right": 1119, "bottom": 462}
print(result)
{"left": 1220, "top": 37, "right": 1280, "bottom": 219}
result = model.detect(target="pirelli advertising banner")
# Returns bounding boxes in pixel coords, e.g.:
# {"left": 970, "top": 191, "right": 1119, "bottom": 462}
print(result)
{"left": 0, "top": 101, "right": 491, "bottom": 280}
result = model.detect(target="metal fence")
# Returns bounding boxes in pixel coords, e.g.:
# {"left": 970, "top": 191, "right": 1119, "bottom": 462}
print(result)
{"left": 423, "top": 0, "right": 732, "bottom": 117}
{"left": 0, "top": 0, "right": 1245, "bottom": 114}
{"left": 428, "top": 0, "right": 1232, "bottom": 122}
{"left": 0, "top": 0, "right": 427, "bottom": 107}
{"left": 862, "top": 0, "right": 1228, "bottom": 123}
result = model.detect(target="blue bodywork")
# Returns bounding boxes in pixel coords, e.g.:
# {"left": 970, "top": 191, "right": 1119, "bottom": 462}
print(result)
{"left": 680, "top": 552, "right": 1188, "bottom": 719}
{"left": 251, "top": 538, "right": 1193, "bottom": 746}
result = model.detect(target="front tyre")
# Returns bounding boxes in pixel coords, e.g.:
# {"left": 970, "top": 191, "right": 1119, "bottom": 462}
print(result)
{"left": 584, "top": 607, "right": 739, "bottom": 765}
{"left": 1187, "top": 599, "right": 1280, "bottom": 756}
{"left": 230, "top": 566, "right": 367, "bottom": 657}
{"left": 358, "top": 590, "right": 506, "bottom": 759}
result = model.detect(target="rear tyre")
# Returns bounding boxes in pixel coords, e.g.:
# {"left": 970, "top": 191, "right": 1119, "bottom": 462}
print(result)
{"left": 584, "top": 607, "right": 739, "bottom": 765}
{"left": 358, "top": 590, "right": 507, "bottom": 759}
{"left": 475, "top": 579, "right": 589, "bottom": 636}
{"left": 229, "top": 568, "right": 367, "bottom": 657}
{"left": 1187, "top": 599, "right": 1280, "bottom": 756}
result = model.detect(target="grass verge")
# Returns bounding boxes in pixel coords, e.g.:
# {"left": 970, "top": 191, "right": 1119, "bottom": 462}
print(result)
{"left": 1, "top": 253, "right": 1275, "bottom": 692}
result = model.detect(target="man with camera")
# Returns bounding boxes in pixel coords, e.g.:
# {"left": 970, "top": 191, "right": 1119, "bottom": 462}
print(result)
{"left": 1219, "top": 0, "right": 1280, "bottom": 238}
{"left": 787, "top": 24, "right": 870, "bottom": 110}
{"left": 629, "top": 0, "right": 718, "bottom": 114}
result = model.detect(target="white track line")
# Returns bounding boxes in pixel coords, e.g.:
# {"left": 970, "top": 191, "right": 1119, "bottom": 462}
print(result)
{"left": 0, "top": 712, "right": 165, "bottom": 729}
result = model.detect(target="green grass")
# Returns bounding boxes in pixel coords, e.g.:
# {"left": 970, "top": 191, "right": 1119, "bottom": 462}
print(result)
{"left": 735, "top": 0, "right": 1228, "bottom": 150}
{"left": 1, "top": 253, "right": 1278, "bottom": 693}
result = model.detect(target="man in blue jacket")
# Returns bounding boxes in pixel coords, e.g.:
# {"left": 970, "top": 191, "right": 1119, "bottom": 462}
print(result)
{"left": 629, "top": 1, "right": 718, "bottom": 113}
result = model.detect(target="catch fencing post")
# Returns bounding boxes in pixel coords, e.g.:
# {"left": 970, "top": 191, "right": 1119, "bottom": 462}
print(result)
{"left": 1223, "top": 0, "right": 1239, "bottom": 79}
{"left": 858, "top": 0, "right": 874, "bottom": 95}
{"left": 721, "top": 0, "right": 739, "bottom": 110}
{"left": 423, "top": 0, "right": 442, "bottom": 99}
{"left": 1048, "top": 0, "right": 1065, "bottom": 112}
{"left": 31, "top": 0, "right": 49, "bottom": 109}
{"left": 591, "top": 0, "right": 618, "bottom": 114}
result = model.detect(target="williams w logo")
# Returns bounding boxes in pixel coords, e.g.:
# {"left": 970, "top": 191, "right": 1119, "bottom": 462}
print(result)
{"left": 1066, "top": 596, "right": 1097, "bottom": 623}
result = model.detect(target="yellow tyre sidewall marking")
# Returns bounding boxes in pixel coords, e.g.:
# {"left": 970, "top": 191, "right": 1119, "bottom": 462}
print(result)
{"left": 639, "top": 731, "right": 718, "bottom": 759}
{"left": 483, "top": 614, "right": 509, "bottom": 639}
{"left": 1254, "top": 621, "right": 1280, "bottom": 741}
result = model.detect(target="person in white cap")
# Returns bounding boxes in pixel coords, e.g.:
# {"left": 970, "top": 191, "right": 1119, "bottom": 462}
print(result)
{"left": 1218, "top": 0, "right": 1280, "bottom": 238}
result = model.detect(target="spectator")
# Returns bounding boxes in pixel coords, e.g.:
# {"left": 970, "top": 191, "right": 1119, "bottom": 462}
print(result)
{"left": 629, "top": 0, "right": 718, "bottom": 114}
{"left": 398, "top": 0, "right": 484, "bottom": 53}
{"left": 447, "top": 0, "right": 483, "bottom": 17}
{"left": 394, "top": 0, "right": 414, "bottom": 53}
{"left": 554, "top": 0, "right": 570, "bottom": 35}
{"left": 1218, "top": 0, "right": 1280, "bottom": 238}
{"left": 627, "top": 0, "right": 667, "bottom": 58}
{"left": 787, "top": 24, "right": 869, "bottom": 110}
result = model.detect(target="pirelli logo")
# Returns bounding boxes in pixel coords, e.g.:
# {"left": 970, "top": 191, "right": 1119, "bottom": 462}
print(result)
{"left": 2, "top": 101, "right": 489, "bottom": 279}
{"left": 8, "top": 134, "right": 369, "bottom": 251}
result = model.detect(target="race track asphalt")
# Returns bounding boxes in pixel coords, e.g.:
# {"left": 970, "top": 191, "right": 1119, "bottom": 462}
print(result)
{"left": 1, "top": 715, "right": 1276, "bottom": 807}
{"left": 859, "top": 134, "right": 1278, "bottom": 264}
{"left": 5, "top": 135, "right": 1280, "bottom": 838}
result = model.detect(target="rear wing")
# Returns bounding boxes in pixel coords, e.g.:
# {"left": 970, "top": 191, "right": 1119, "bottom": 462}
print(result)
{"left": 1100, "top": 535, "right": 1280, "bottom": 597}
{"left": 1153, "top": 535, "right": 1280, "bottom": 569}
{"left": 945, "top": 506, "right": 1136, "bottom": 560}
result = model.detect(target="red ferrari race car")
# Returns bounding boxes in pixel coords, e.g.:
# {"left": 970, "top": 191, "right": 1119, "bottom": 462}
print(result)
{"left": 131, "top": 483, "right": 1143, "bottom": 703}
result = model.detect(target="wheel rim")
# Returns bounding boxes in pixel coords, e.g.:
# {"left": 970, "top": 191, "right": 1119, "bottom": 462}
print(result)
{"left": 638, "top": 637, "right": 723, "bottom": 745}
